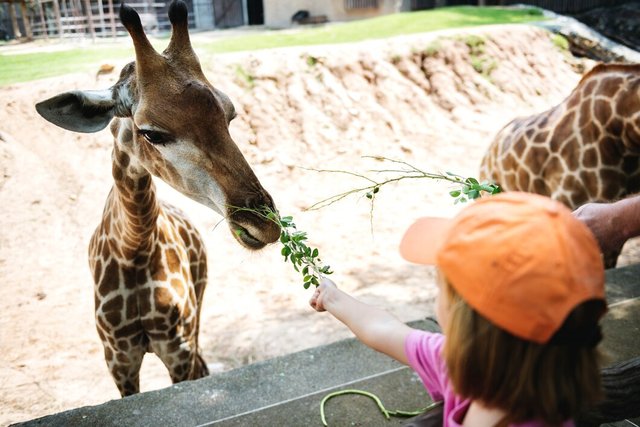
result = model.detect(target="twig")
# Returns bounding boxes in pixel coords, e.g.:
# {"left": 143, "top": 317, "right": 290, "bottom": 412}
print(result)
{"left": 307, "top": 156, "right": 501, "bottom": 211}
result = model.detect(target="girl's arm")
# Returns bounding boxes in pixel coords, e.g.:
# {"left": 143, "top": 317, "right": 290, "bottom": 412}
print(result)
{"left": 310, "top": 277, "right": 413, "bottom": 365}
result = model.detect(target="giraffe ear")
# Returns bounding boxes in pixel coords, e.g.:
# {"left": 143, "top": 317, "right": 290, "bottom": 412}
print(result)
{"left": 36, "top": 90, "right": 115, "bottom": 133}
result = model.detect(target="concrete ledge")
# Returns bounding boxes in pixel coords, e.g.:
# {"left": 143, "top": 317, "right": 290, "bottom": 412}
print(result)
{"left": 18, "top": 320, "right": 439, "bottom": 427}
{"left": 17, "top": 264, "right": 640, "bottom": 427}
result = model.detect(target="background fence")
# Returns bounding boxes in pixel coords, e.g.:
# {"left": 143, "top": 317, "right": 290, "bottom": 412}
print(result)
{"left": 0, "top": 0, "right": 634, "bottom": 41}
{"left": 0, "top": 0, "right": 195, "bottom": 40}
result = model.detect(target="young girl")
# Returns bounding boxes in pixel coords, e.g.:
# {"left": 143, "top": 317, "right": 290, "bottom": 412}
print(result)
{"left": 310, "top": 192, "right": 606, "bottom": 426}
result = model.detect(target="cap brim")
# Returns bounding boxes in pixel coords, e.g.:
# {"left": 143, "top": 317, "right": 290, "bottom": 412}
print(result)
{"left": 399, "top": 217, "right": 453, "bottom": 265}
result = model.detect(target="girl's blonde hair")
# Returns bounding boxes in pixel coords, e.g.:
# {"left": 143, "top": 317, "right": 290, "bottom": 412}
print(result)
{"left": 442, "top": 279, "right": 604, "bottom": 425}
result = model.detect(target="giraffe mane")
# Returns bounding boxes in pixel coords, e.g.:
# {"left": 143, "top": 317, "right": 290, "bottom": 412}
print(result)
{"left": 579, "top": 63, "right": 640, "bottom": 85}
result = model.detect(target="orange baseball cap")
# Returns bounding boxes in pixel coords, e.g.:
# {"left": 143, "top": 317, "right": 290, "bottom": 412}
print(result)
{"left": 399, "top": 192, "right": 606, "bottom": 344}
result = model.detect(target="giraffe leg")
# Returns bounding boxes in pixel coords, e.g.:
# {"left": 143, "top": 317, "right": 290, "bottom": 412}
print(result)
{"left": 101, "top": 339, "right": 146, "bottom": 397}
{"left": 152, "top": 336, "right": 209, "bottom": 383}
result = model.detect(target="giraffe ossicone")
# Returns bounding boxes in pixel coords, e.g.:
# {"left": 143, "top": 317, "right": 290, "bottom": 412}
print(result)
{"left": 480, "top": 63, "right": 640, "bottom": 267}
{"left": 36, "top": 0, "right": 280, "bottom": 396}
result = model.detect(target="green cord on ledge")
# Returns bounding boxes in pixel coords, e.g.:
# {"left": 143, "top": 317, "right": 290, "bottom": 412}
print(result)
{"left": 320, "top": 389, "right": 443, "bottom": 426}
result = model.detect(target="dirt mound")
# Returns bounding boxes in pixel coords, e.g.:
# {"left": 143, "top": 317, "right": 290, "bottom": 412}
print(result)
{"left": 0, "top": 24, "right": 608, "bottom": 424}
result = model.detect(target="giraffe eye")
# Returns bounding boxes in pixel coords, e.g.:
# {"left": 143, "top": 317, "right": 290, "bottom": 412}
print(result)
{"left": 138, "top": 129, "right": 171, "bottom": 145}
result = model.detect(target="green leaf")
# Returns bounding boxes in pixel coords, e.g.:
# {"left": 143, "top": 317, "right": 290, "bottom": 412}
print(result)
{"left": 303, "top": 281, "right": 311, "bottom": 289}
{"left": 320, "top": 265, "right": 332, "bottom": 274}
{"left": 312, "top": 248, "right": 319, "bottom": 258}
{"left": 465, "top": 177, "right": 479, "bottom": 185}
{"left": 449, "top": 190, "right": 461, "bottom": 197}
{"left": 292, "top": 231, "right": 308, "bottom": 241}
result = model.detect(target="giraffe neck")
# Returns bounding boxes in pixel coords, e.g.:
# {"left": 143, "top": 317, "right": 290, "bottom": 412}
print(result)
{"left": 105, "top": 120, "right": 160, "bottom": 261}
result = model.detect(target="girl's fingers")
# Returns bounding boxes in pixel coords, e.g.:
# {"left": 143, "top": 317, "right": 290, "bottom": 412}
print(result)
{"left": 309, "top": 289, "right": 326, "bottom": 312}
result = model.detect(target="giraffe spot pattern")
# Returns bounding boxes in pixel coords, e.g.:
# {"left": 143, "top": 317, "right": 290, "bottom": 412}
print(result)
{"left": 559, "top": 138, "right": 580, "bottom": 171}
{"left": 594, "top": 99, "right": 613, "bottom": 125}
{"left": 165, "top": 248, "right": 182, "bottom": 274}
{"left": 623, "top": 123, "right": 640, "bottom": 149}
{"left": 600, "top": 137, "right": 623, "bottom": 166}
{"left": 99, "top": 260, "right": 120, "bottom": 297}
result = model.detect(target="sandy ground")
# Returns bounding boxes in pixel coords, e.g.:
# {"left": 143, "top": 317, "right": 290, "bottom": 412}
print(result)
{"left": 1, "top": 24, "right": 636, "bottom": 425}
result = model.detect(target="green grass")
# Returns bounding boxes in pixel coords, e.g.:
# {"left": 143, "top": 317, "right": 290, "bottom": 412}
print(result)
{"left": 0, "top": 46, "right": 133, "bottom": 85}
{"left": 551, "top": 33, "right": 570, "bottom": 51}
{"left": 206, "top": 6, "right": 543, "bottom": 53}
{"left": 0, "top": 6, "right": 543, "bottom": 86}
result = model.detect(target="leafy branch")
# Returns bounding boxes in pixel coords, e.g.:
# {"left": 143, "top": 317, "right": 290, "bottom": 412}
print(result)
{"left": 230, "top": 206, "right": 333, "bottom": 289}
{"left": 307, "top": 156, "right": 501, "bottom": 210}
{"left": 227, "top": 157, "right": 499, "bottom": 290}
{"left": 271, "top": 212, "right": 333, "bottom": 289}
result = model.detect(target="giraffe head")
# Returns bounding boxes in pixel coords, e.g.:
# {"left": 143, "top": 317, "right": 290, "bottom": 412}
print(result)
{"left": 36, "top": 1, "right": 280, "bottom": 249}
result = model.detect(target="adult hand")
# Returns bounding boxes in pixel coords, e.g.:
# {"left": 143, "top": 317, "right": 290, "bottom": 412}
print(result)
{"left": 573, "top": 202, "right": 627, "bottom": 261}
{"left": 309, "top": 276, "right": 337, "bottom": 312}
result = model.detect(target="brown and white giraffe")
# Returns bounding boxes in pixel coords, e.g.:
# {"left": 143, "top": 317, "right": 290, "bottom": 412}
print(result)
{"left": 480, "top": 63, "right": 640, "bottom": 266}
{"left": 35, "top": 1, "right": 280, "bottom": 396}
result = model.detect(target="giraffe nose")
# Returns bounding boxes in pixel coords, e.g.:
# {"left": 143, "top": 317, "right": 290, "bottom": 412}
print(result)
{"left": 228, "top": 191, "right": 280, "bottom": 250}
{"left": 245, "top": 191, "right": 276, "bottom": 213}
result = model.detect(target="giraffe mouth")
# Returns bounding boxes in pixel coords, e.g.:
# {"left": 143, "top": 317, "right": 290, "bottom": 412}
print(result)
{"left": 230, "top": 222, "right": 267, "bottom": 250}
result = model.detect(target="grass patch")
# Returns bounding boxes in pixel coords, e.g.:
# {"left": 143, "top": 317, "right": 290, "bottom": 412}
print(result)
{"left": 0, "top": 6, "right": 543, "bottom": 86}
{"left": 234, "top": 64, "right": 255, "bottom": 88}
{"left": 0, "top": 46, "right": 133, "bottom": 85}
{"left": 551, "top": 33, "right": 569, "bottom": 51}
{"left": 205, "top": 6, "right": 543, "bottom": 54}
{"left": 423, "top": 40, "right": 442, "bottom": 57}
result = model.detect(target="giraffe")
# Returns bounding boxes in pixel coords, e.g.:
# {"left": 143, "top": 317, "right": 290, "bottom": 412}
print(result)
{"left": 479, "top": 63, "right": 640, "bottom": 267}
{"left": 35, "top": 1, "right": 280, "bottom": 396}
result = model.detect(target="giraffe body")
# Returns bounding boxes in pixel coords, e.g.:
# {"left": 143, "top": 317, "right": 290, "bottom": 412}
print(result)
{"left": 36, "top": 2, "right": 279, "bottom": 396}
{"left": 89, "top": 138, "right": 210, "bottom": 395}
{"left": 480, "top": 63, "right": 640, "bottom": 209}
{"left": 480, "top": 63, "right": 640, "bottom": 267}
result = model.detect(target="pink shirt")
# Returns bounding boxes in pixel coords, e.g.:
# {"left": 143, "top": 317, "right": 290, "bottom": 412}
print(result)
{"left": 404, "top": 330, "right": 575, "bottom": 427}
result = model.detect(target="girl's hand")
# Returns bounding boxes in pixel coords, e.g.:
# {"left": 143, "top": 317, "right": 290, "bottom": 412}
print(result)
{"left": 309, "top": 276, "right": 337, "bottom": 312}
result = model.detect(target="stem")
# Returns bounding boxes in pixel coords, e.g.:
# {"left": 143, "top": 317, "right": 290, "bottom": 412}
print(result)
{"left": 319, "top": 388, "right": 444, "bottom": 426}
